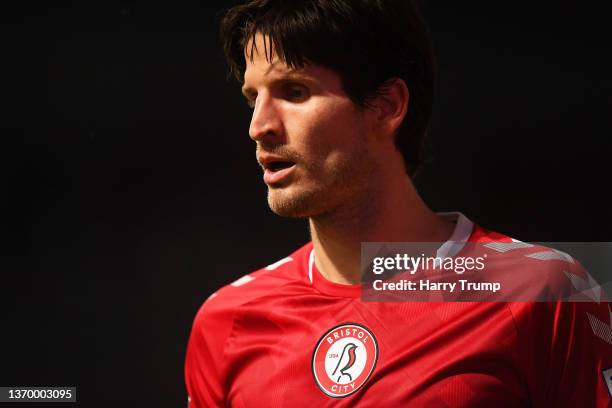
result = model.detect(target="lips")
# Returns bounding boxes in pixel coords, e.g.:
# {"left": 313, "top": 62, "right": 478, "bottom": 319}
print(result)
{"left": 258, "top": 155, "right": 297, "bottom": 185}
{"left": 265, "top": 160, "right": 294, "bottom": 172}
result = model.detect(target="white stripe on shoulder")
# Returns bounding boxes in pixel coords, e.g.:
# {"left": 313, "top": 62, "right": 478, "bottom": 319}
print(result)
{"left": 265, "top": 256, "right": 294, "bottom": 270}
{"left": 484, "top": 241, "right": 534, "bottom": 252}
{"left": 587, "top": 307, "right": 612, "bottom": 345}
{"left": 231, "top": 275, "right": 255, "bottom": 287}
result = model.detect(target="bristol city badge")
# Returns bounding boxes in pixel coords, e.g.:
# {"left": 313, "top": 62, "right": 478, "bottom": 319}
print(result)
{"left": 311, "top": 323, "right": 379, "bottom": 398}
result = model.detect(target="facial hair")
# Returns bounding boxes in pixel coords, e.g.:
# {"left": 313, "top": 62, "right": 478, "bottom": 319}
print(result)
{"left": 261, "top": 135, "right": 375, "bottom": 219}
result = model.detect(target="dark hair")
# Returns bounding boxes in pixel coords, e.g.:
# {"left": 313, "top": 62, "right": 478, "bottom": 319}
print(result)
{"left": 220, "top": 0, "right": 435, "bottom": 178}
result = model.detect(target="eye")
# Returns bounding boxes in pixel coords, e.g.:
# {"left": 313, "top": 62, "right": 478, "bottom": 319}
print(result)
{"left": 283, "top": 84, "right": 309, "bottom": 102}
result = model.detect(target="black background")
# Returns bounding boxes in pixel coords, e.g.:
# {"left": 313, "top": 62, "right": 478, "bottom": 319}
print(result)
{"left": 7, "top": 1, "right": 612, "bottom": 407}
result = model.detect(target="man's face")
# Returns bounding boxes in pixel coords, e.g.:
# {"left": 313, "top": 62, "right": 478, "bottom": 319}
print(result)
{"left": 242, "top": 33, "right": 376, "bottom": 218}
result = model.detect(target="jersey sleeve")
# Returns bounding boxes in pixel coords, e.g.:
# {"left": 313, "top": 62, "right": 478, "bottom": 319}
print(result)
{"left": 185, "top": 295, "right": 235, "bottom": 408}
{"left": 510, "top": 300, "right": 612, "bottom": 407}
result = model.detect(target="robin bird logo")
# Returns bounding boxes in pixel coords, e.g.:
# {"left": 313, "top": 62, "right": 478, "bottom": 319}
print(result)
{"left": 332, "top": 342, "right": 358, "bottom": 382}
{"left": 312, "top": 323, "right": 378, "bottom": 398}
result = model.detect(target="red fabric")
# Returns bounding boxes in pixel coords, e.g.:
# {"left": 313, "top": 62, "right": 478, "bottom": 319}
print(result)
{"left": 185, "top": 225, "right": 612, "bottom": 407}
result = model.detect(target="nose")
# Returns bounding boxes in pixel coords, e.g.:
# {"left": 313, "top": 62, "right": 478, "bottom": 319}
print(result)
{"left": 248, "top": 93, "right": 283, "bottom": 143}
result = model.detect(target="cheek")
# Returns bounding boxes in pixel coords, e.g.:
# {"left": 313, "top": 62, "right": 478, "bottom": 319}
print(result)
{"left": 299, "top": 103, "right": 363, "bottom": 156}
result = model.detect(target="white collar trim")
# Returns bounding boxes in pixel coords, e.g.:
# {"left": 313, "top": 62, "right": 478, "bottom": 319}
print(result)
{"left": 307, "top": 211, "right": 474, "bottom": 284}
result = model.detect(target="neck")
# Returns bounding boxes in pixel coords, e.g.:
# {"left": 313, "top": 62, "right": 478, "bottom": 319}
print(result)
{"left": 309, "top": 172, "right": 454, "bottom": 285}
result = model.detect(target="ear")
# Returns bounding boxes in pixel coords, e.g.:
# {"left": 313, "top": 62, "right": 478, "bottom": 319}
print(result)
{"left": 369, "top": 78, "right": 409, "bottom": 139}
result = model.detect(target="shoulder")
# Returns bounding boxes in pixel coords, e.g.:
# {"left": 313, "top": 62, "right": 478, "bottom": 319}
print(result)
{"left": 185, "top": 242, "right": 315, "bottom": 388}
{"left": 193, "top": 242, "right": 314, "bottom": 328}
{"left": 185, "top": 245, "right": 313, "bottom": 406}
{"left": 468, "top": 224, "right": 599, "bottom": 302}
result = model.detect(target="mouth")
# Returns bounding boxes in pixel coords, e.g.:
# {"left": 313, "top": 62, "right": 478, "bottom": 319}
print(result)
{"left": 265, "top": 160, "right": 294, "bottom": 172}
{"left": 260, "top": 158, "right": 297, "bottom": 185}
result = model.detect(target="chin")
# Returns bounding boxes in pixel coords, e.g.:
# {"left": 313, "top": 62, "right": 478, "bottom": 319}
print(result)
{"left": 267, "top": 187, "right": 327, "bottom": 218}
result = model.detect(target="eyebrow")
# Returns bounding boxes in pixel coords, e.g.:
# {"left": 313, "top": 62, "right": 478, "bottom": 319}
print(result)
{"left": 241, "top": 70, "right": 314, "bottom": 98}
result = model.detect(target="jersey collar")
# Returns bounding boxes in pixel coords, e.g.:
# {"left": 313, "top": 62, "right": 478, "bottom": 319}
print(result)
{"left": 307, "top": 212, "right": 474, "bottom": 298}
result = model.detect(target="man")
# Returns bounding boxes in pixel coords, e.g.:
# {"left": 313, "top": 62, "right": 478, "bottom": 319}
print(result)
{"left": 185, "top": 1, "right": 611, "bottom": 406}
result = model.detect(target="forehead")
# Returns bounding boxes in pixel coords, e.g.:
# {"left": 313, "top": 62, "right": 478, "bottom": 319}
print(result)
{"left": 242, "top": 33, "right": 345, "bottom": 94}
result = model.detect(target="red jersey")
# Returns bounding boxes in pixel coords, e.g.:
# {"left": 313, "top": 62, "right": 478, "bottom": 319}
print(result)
{"left": 185, "top": 213, "right": 612, "bottom": 407}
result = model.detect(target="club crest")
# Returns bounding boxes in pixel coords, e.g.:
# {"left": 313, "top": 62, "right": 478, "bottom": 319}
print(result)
{"left": 311, "top": 323, "right": 378, "bottom": 398}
